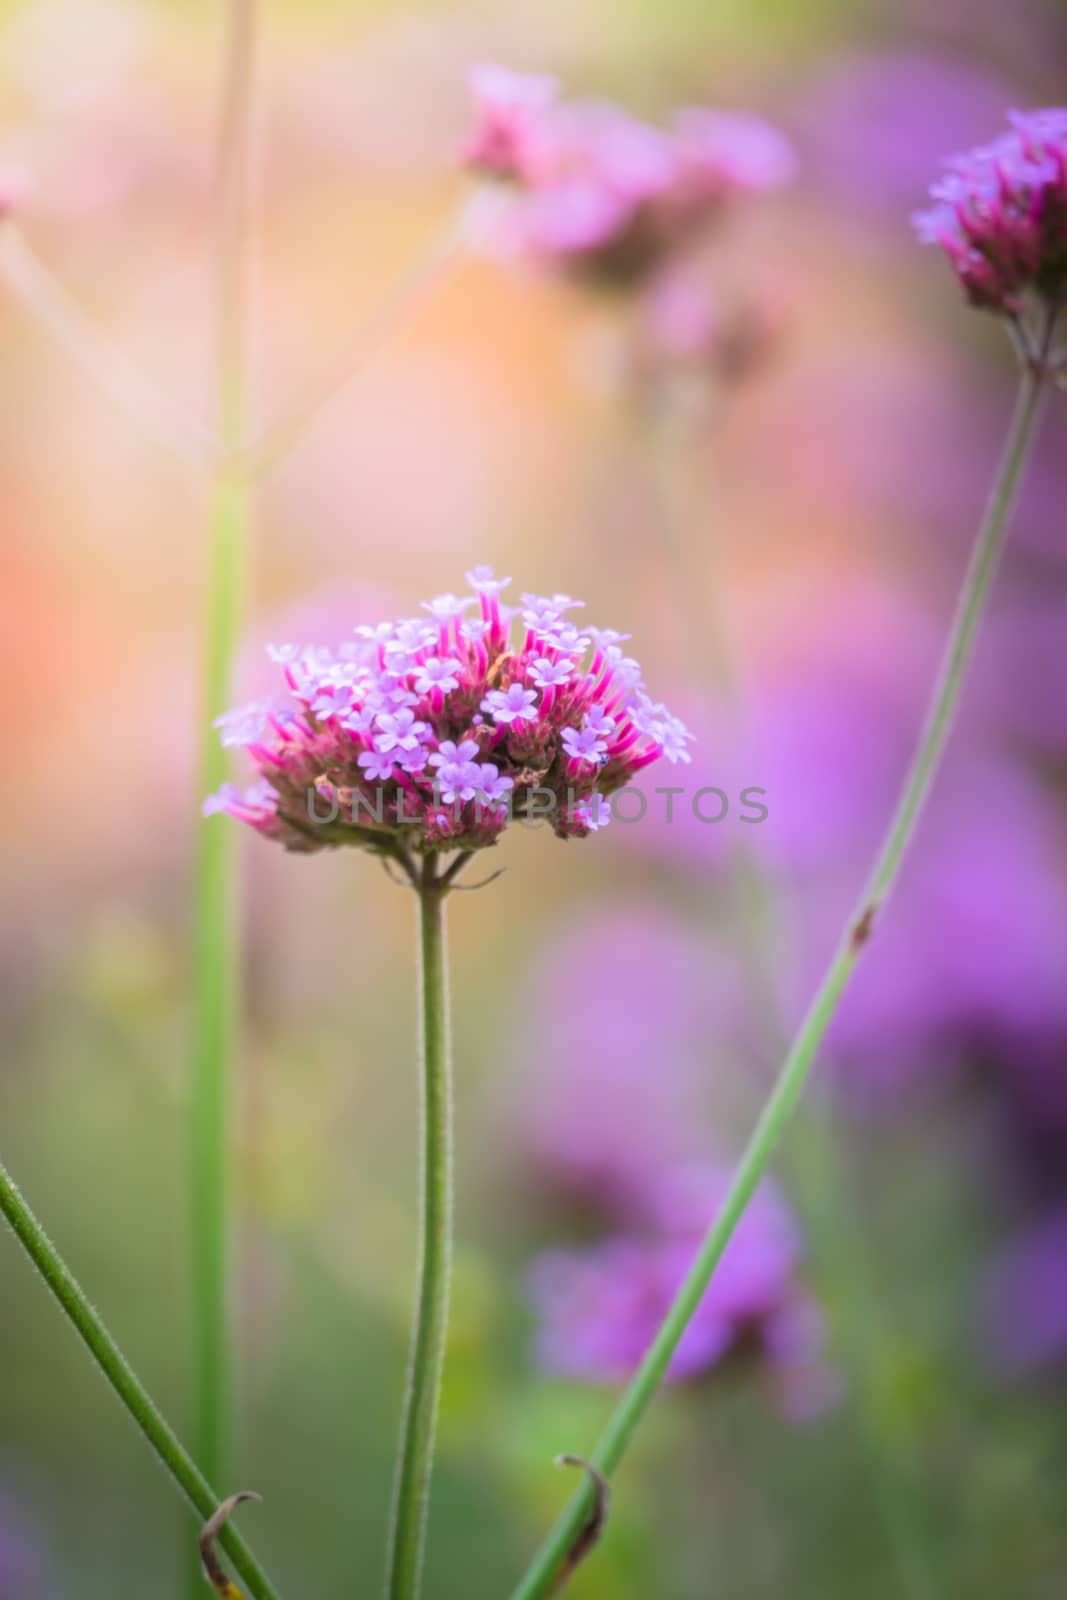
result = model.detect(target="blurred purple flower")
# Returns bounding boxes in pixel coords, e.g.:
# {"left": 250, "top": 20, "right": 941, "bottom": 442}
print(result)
{"left": 465, "top": 72, "right": 792, "bottom": 287}
{"left": 636, "top": 264, "right": 786, "bottom": 384}
{"left": 802, "top": 53, "right": 1017, "bottom": 220}
{"left": 0, "top": 1489, "right": 41, "bottom": 1599}
{"left": 815, "top": 753, "right": 1067, "bottom": 1101}
{"left": 510, "top": 909, "right": 741, "bottom": 1212}
{"left": 529, "top": 1164, "right": 837, "bottom": 1417}
{"left": 982, "top": 1207, "right": 1067, "bottom": 1375}
{"left": 461, "top": 63, "right": 558, "bottom": 180}
{"left": 624, "top": 594, "right": 1067, "bottom": 1117}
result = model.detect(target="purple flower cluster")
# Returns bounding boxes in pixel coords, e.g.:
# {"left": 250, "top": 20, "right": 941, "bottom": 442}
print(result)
{"left": 914, "top": 107, "right": 1067, "bottom": 313}
{"left": 530, "top": 1164, "right": 836, "bottom": 1417}
{"left": 204, "top": 567, "right": 692, "bottom": 856}
{"left": 0, "top": 1491, "right": 40, "bottom": 1600}
{"left": 463, "top": 66, "right": 793, "bottom": 287}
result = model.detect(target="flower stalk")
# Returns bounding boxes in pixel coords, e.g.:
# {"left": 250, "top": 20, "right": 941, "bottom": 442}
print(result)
{"left": 385, "top": 856, "right": 456, "bottom": 1600}
{"left": 0, "top": 1162, "right": 284, "bottom": 1600}
{"left": 509, "top": 336, "right": 1054, "bottom": 1600}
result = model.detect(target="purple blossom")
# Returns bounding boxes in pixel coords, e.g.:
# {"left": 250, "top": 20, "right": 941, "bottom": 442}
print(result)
{"left": 421, "top": 592, "right": 473, "bottom": 622}
{"left": 583, "top": 703, "right": 617, "bottom": 735}
{"left": 358, "top": 749, "right": 394, "bottom": 783}
{"left": 673, "top": 109, "right": 797, "bottom": 195}
{"left": 374, "top": 708, "right": 429, "bottom": 753}
{"left": 428, "top": 738, "right": 480, "bottom": 768}
{"left": 466, "top": 74, "right": 793, "bottom": 287}
{"left": 982, "top": 1208, "right": 1067, "bottom": 1376}
{"left": 527, "top": 657, "right": 573, "bottom": 688}
{"left": 482, "top": 683, "right": 539, "bottom": 724}
{"left": 0, "top": 1489, "right": 42, "bottom": 1597}
{"left": 570, "top": 793, "right": 611, "bottom": 831}
{"left": 509, "top": 909, "right": 743, "bottom": 1208}
{"left": 435, "top": 761, "right": 481, "bottom": 804}
{"left": 465, "top": 563, "right": 512, "bottom": 596}
{"left": 412, "top": 657, "right": 460, "bottom": 695}
{"left": 474, "top": 763, "right": 514, "bottom": 805}
{"left": 529, "top": 1164, "right": 837, "bottom": 1417}
{"left": 561, "top": 724, "right": 607, "bottom": 764}
{"left": 461, "top": 64, "right": 559, "bottom": 181}
{"left": 214, "top": 700, "right": 272, "bottom": 749}
{"left": 914, "top": 107, "right": 1067, "bottom": 312}
{"left": 205, "top": 569, "right": 690, "bottom": 856}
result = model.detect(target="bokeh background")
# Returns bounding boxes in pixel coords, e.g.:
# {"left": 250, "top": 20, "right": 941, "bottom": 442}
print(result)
{"left": 2, "top": 1, "right": 1067, "bottom": 1595}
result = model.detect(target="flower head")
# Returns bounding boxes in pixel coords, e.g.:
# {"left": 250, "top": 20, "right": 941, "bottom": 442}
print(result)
{"left": 914, "top": 107, "right": 1067, "bottom": 313}
{"left": 529, "top": 1164, "right": 838, "bottom": 1417}
{"left": 465, "top": 72, "right": 793, "bottom": 288}
{"left": 461, "top": 64, "right": 559, "bottom": 181}
{"left": 205, "top": 568, "right": 691, "bottom": 858}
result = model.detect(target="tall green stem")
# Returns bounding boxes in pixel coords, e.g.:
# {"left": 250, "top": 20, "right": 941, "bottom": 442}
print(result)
{"left": 385, "top": 862, "right": 455, "bottom": 1600}
{"left": 0, "top": 1162, "right": 284, "bottom": 1600}
{"left": 652, "top": 388, "right": 938, "bottom": 1594}
{"left": 192, "top": 0, "right": 257, "bottom": 1538}
{"left": 510, "top": 355, "right": 1051, "bottom": 1600}
{"left": 193, "top": 471, "right": 249, "bottom": 1497}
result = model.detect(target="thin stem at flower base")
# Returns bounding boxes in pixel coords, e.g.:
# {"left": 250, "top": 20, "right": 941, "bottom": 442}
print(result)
{"left": 509, "top": 353, "right": 1051, "bottom": 1600}
{"left": 0, "top": 1162, "right": 285, "bottom": 1600}
{"left": 385, "top": 861, "right": 455, "bottom": 1600}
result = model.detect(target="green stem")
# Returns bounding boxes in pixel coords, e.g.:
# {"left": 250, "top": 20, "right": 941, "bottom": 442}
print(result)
{"left": 192, "top": 0, "right": 257, "bottom": 1539}
{"left": 652, "top": 388, "right": 939, "bottom": 1594}
{"left": 509, "top": 354, "right": 1051, "bottom": 1600}
{"left": 193, "top": 471, "right": 249, "bottom": 1498}
{"left": 385, "top": 860, "right": 455, "bottom": 1600}
{"left": 0, "top": 1161, "right": 284, "bottom": 1600}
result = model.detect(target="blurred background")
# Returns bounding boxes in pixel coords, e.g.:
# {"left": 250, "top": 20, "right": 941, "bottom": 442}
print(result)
{"left": 1, "top": 0, "right": 1066, "bottom": 1595}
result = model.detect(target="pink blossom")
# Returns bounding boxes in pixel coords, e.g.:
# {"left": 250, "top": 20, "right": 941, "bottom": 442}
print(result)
{"left": 204, "top": 568, "right": 692, "bottom": 857}
{"left": 465, "top": 71, "right": 793, "bottom": 288}
{"left": 914, "top": 107, "right": 1067, "bottom": 312}
{"left": 461, "top": 64, "right": 559, "bottom": 181}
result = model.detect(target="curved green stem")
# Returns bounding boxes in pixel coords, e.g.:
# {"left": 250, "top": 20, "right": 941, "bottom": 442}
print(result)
{"left": 0, "top": 1161, "right": 284, "bottom": 1600}
{"left": 509, "top": 353, "right": 1051, "bottom": 1600}
{"left": 385, "top": 860, "right": 455, "bottom": 1600}
{"left": 650, "top": 387, "right": 939, "bottom": 1596}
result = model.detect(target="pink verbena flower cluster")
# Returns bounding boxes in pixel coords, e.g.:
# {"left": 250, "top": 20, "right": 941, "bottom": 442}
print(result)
{"left": 204, "top": 567, "right": 692, "bottom": 857}
{"left": 462, "top": 65, "right": 794, "bottom": 287}
{"left": 914, "top": 107, "right": 1067, "bottom": 313}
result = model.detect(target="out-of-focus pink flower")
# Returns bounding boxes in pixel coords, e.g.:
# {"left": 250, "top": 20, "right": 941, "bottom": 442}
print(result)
{"left": 529, "top": 1164, "right": 838, "bottom": 1417}
{"left": 802, "top": 53, "right": 1016, "bottom": 222}
{"left": 672, "top": 109, "right": 796, "bottom": 198}
{"left": 638, "top": 265, "right": 786, "bottom": 383}
{"left": 461, "top": 63, "right": 558, "bottom": 180}
{"left": 914, "top": 107, "right": 1067, "bottom": 312}
{"left": 205, "top": 569, "right": 692, "bottom": 856}
{"left": 982, "top": 1207, "right": 1067, "bottom": 1375}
